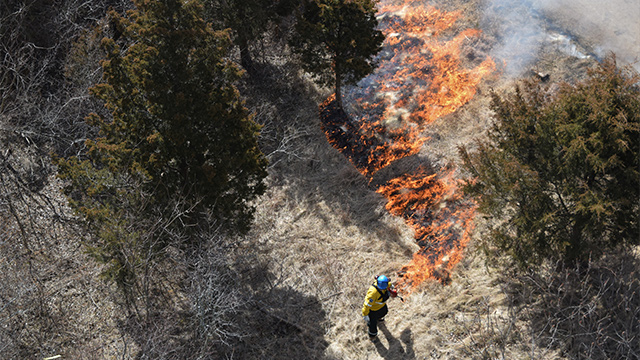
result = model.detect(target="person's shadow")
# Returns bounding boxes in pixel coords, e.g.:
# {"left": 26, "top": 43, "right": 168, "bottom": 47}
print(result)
{"left": 373, "top": 322, "right": 416, "bottom": 359}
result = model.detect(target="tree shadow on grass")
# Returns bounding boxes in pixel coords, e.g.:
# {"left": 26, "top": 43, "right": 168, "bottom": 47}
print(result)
{"left": 234, "top": 287, "right": 331, "bottom": 359}
{"left": 116, "top": 245, "right": 332, "bottom": 360}
{"left": 229, "top": 255, "right": 333, "bottom": 359}
{"left": 508, "top": 249, "right": 640, "bottom": 360}
{"left": 244, "top": 60, "right": 419, "bottom": 256}
{"left": 373, "top": 322, "right": 416, "bottom": 360}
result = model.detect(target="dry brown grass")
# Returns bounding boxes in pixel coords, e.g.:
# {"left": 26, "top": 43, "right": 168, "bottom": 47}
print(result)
{"left": 2, "top": 0, "right": 637, "bottom": 358}
{"left": 241, "top": 2, "right": 639, "bottom": 359}
{"left": 241, "top": 22, "right": 517, "bottom": 358}
{"left": 0, "top": 142, "right": 132, "bottom": 359}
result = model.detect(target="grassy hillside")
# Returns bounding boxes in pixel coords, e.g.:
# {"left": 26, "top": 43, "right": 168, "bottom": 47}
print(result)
{"left": 239, "top": 64, "right": 530, "bottom": 360}
{"left": 236, "top": 2, "right": 639, "bottom": 358}
{"left": 239, "top": 63, "right": 526, "bottom": 360}
{"left": 1, "top": 0, "right": 638, "bottom": 358}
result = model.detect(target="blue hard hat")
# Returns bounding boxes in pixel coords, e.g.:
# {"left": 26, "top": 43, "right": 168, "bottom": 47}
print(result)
{"left": 377, "top": 275, "right": 389, "bottom": 289}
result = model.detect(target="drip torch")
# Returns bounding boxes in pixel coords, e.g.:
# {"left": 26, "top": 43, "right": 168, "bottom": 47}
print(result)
{"left": 389, "top": 283, "right": 404, "bottom": 302}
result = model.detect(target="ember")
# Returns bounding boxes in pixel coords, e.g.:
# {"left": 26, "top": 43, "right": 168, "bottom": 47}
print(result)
{"left": 319, "top": 1, "right": 494, "bottom": 294}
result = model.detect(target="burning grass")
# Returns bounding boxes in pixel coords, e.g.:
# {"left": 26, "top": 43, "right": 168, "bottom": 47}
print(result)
{"left": 375, "top": 167, "right": 476, "bottom": 288}
{"left": 319, "top": 0, "right": 495, "bottom": 293}
{"left": 249, "top": 0, "right": 639, "bottom": 358}
{"left": 3, "top": 0, "right": 637, "bottom": 358}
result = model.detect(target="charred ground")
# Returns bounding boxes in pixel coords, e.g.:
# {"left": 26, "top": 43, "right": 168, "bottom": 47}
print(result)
{"left": 1, "top": 0, "right": 638, "bottom": 359}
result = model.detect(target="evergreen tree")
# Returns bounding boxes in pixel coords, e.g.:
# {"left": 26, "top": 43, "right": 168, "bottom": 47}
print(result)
{"left": 204, "top": 0, "right": 298, "bottom": 72}
{"left": 290, "top": 0, "right": 384, "bottom": 108}
{"left": 460, "top": 55, "right": 640, "bottom": 265}
{"left": 57, "top": 0, "right": 267, "bottom": 283}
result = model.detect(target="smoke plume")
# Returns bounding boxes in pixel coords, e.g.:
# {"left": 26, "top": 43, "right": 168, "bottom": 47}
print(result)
{"left": 482, "top": 0, "right": 639, "bottom": 74}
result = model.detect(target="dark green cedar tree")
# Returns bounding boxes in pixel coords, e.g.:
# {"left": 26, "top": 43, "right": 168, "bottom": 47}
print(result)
{"left": 460, "top": 55, "right": 640, "bottom": 266}
{"left": 203, "top": 0, "right": 298, "bottom": 71}
{"left": 290, "top": 0, "right": 384, "bottom": 108}
{"left": 57, "top": 0, "right": 267, "bottom": 282}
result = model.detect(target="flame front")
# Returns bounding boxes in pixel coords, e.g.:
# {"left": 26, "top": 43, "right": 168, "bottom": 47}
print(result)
{"left": 376, "top": 167, "right": 476, "bottom": 292}
{"left": 320, "top": 1, "right": 494, "bottom": 294}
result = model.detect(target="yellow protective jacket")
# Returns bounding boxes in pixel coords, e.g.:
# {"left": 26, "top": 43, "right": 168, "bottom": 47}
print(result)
{"left": 362, "top": 283, "right": 390, "bottom": 316}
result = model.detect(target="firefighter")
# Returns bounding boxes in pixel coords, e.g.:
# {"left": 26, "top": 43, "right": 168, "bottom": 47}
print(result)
{"left": 362, "top": 274, "right": 397, "bottom": 340}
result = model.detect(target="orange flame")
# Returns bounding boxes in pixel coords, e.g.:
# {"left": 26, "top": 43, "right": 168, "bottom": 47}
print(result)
{"left": 376, "top": 168, "right": 476, "bottom": 292}
{"left": 320, "top": 1, "right": 494, "bottom": 294}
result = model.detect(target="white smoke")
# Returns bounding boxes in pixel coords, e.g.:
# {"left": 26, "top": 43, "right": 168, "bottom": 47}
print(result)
{"left": 533, "top": 0, "right": 639, "bottom": 70}
{"left": 480, "top": 0, "right": 547, "bottom": 76}
{"left": 482, "top": 0, "right": 639, "bottom": 75}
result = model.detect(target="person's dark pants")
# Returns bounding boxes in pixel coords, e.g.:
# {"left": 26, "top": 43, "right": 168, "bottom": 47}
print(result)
{"left": 367, "top": 305, "right": 388, "bottom": 337}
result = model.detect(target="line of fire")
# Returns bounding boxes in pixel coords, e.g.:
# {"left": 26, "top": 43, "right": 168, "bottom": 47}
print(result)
{"left": 319, "top": 2, "right": 496, "bottom": 295}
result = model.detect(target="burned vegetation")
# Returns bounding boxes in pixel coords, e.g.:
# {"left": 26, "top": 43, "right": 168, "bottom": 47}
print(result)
{"left": 1, "top": 0, "right": 638, "bottom": 359}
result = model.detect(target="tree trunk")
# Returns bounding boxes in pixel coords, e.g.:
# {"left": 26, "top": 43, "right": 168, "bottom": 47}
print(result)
{"left": 566, "top": 216, "right": 586, "bottom": 264}
{"left": 335, "top": 66, "right": 343, "bottom": 109}
{"left": 238, "top": 35, "right": 254, "bottom": 73}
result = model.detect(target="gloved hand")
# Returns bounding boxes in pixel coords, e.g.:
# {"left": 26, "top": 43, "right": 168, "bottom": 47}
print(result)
{"left": 389, "top": 288, "right": 398, "bottom": 298}
{"left": 363, "top": 315, "right": 370, "bottom": 324}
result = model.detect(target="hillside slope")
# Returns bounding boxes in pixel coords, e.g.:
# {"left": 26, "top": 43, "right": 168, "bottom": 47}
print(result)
{"left": 1, "top": 0, "right": 638, "bottom": 358}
